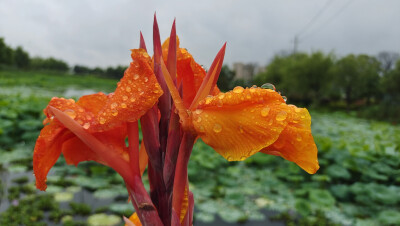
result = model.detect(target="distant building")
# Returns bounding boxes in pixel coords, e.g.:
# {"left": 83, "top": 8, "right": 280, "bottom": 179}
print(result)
{"left": 233, "top": 63, "right": 265, "bottom": 81}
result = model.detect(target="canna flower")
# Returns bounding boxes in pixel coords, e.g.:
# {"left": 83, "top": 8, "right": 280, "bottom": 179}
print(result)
{"left": 33, "top": 15, "right": 319, "bottom": 226}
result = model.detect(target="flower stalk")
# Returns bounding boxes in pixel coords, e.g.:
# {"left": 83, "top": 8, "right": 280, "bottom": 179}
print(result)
{"left": 32, "top": 15, "right": 319, "bottom": 226}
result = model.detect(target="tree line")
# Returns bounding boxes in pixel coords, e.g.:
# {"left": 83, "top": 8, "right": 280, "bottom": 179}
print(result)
{"left": 218, "top": 51, "right": 400, "bottom": 122}
{"left": 0, "top": 37, "right": 126, "bottom": 79}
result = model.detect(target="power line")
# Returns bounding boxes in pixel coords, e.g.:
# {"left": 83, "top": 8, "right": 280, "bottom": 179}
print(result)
{"left": 297, "top": 0, "right": 334, "bottom": 38}
{"left": 300, "top": 0, "right": 355, "bottom": 41}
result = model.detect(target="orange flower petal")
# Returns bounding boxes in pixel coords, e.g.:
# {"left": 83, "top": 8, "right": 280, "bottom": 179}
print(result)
{"left": 62, "top": 125, "right": 129, "bottom": 167}
{"left": 33, "top": 123, "right": 73, "bottom": 190}
{"left": 125, "top": 212, "right": 142, "bottom": 226}
{"left": 76, "top": 92, "right": 108, "bottom": 115}
{"left": 261, "top": 106, "right": 319, "bottom": 174}
{"left": 192, "top": 86, "right": 288, "bottom": 161}
{"left": 96, "top": 49, "right": 163, "bottom": 130}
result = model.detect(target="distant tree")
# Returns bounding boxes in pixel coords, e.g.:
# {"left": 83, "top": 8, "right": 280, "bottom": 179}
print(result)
{"left": 377, "top": 51, "right": 400, "bottom": 73}
{"left": 0, "top": 38, "right": 14, "bottom": 65}
{"left": 217, "top": 65, "right": 235, "bottom": 91}
{"left": 255, "top": 52, "right": 333, "bottom": 105}
{"left": 74, "top": 65, "right": 91, "bottom": 74}
{"left": 31, "top": 57, "right": 69, "bottom": 72}
{"left": 331, "top": 54, "right": 380, "bottom": 106}
{"left": 91, "top": 67, "right": 105, "bottom": 75}
{"left": 14, "top": 46, "right": 30, "bottom": 69}
{"left": 381, "top": 59, "right": 400, "bottom": 98}
{"left": 105, "top": 65, "right": 127, "bottom": 79}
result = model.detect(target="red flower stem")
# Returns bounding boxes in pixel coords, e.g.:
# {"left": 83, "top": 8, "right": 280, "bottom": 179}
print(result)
{"left": 140, "top": 109, "right": 162, "bottom": 171}
{"left": 171, "top": 132, "right": 196, "bottom": 221}
{"left": 126, "top": 176, "right": 163, "bottom": 226}
{"left": 127, "top": 121, "right": 140, "bottom": 176}
{"left": 163, "top": 107, "right": 182, "bottom": 191}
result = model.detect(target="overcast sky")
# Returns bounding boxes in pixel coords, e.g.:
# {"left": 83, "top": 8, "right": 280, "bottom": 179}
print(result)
{"left": 1, "top": 0, "right": 399, "bottom": 68}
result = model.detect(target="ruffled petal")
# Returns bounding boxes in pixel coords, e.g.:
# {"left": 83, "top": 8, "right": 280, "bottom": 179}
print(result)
{"left": 33, "top": 123, "right": 73, "bottom": 190}
{"left": 261, "top": 106, "right": 319, "bottom": 174}
{"left": 96, "top": 49, "right": 163, "bottom": 130}
{"left": 192, "top": 86, "right": 287, "bottom": 160}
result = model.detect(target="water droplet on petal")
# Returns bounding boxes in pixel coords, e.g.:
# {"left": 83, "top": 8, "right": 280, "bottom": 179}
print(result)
{"left": 233, "top": 86, "right": 244, "bottom": 94}
{"left": 295, "top": 108, "right": 301, "bottom": 113}
{"left": 121, "top": 103, "right": 127, "bottom": 108}
{"left": 134, "top": 74, "right": 139, "bottom": 80}
{"left": 99, "top": 117, "right": 106, "bottom": 124}
{"left": 218, "top": 93, "right": 225, "bottom": 100}
{"left": 144, "top": 77, "right": 148, "bottom": 82}
{"left": 130, "top": 97, "right": 136, "bottom": 102}
{"left": 261, "top": 107, "right": 270, "bottom": 117}
{"left": 195, "top": 109, "right": 203, "bottom": 114}
{"left": 276, "top": 111, "right": 287, "bottom": 121}
{"left": 77, "top": 119, "right": 83, "bottom": 125}
{"left": 64, "top": 109, "right": 76, "bottom": 119}
{"left": 111, "top": 110, "right": 118, "bottom": 116}
{"left": 123, "top": 95, "right": 128, "bottom": 101}
{"left": 296, "top": 134, "right": 302, "bottom": 141}
{"left": 111, "top": 102, "right": 118, "bottom": 109}
{"left": 78, "top": 108, "right": 84, "bottom": 113}
{"left": 261, "top": 83, "right": 276, "bottom": 91}
{"left": 205, "top": 97, "right": 212, "bottom": 104}
{"left": 198, "top": 125, "right": 205, "bottom": 132}
{"left": 227, "top": 156, "right": 233, "bottom": 161}
{"left": 196, "top": 117, "right": 202, "bottom": 123}
{"left": 213, "top": 124, "right": 222, "bottom": 133}
{"left": 83, "top": 123, "right": 90, "bottom": 129}
{"left": 126, "top": 86, "right": 131, "bottom": 92}
{"left": 282, "top": 96, "right": 287, "bottom": 102}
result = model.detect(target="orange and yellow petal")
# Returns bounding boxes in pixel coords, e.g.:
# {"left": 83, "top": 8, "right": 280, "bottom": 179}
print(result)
{"left": 192, "top": 86, "right": 319, "bottom": 173}
{"left": 96, "top": 49, "right": 163, "bottom": 130}
{"left": 33, "top": 123, "right": 74, "bottom": 190}
{"left": 125, "top": 212, "right": 142, "bottom": 226}
{"left": 192, "top": 86, "right": 287, "bottom": 160}
{"left": 261, "top": 106, "right": 319, "bottom": 174}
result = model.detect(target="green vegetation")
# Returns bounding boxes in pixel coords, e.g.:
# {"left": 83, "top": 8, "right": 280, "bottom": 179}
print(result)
{"left": 0, "top": 71, "right": 399, "bottom": 225}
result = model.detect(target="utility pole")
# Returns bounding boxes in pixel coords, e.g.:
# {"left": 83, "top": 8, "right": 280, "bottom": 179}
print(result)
{"left": 293, "top": 35, "right": 299, "bottom": 54}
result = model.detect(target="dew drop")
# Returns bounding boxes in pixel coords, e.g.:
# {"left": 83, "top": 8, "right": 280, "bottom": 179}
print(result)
{"left": 261, "top": 83, "right": 276, "bottom": 91}
{"left": 126, "top": 86, "right": 131, "bottom": 92}
{"left": 78, "top": 108, "right": 84, "bottom": 113}
{"left": 121, "top": 103, "right": 127, "bottom": 108}
{"left": 240, "top": 156, "right": 246, "bottom": 161}
{"left": 111, "top": 102, "right": 118, "bottom": 109}
{"left": 77, "top": 119, "right": 83, "bottom": 125}
{"left": 64, "top": 109, "right": 76, "bottom": 119}
{"left": 144, "top": 77, "right": 149, "bottom": 82}
{"left": 213, "top": 124, "right": 222, "bottom": 133}
{"left": 296, "top": 134, "right": 302, "bottom": 141}
{"left": 83, "top": 123, "right": 90, "bottom": 129}
{"left": 246, "top": 94, "right": 251, "bottom": 99}
{"left": 295, "top": 108, "right": 301, "bottom": 113}
{"left": 227, "top": 156, "right": 233, "bottom": 161}
{"left": 205, "top": 97, "right": 212, "bottom": 104}
{"left": 196, "top": 117, "right": 202, "bottom": 123}
{"left": 194, "top": 109, "right": 203, "bottom": 114}
{"left": 134, "top": 74, "right": 139, "bottom": 80}
{"left": 99, "top": 117, "right": 106, "bottom": 124}
{"left": 282, "top": 96, "right": 287, "bottom": 102}
{"left": 86, "top": 115, "right": 92, "bottom": 120}
{"left": 122, "top": 95, "right": 128, "bottom": 101}
{"left": 217, "top": 100, "right": 223, "bottom": 107}
{"left": 276, "top": 111, "right": 287, "bottom": 121}
{"left": 218, "top": 93, "right": 225, "bottom": 100}
{"left": 140, "top": 91, "right": 144, "bottom": 95}
{"left": 261, "top": 107, "right": 270, "bottom": 117}
{"left": 130, "top": 97, "right": 136, "bottom": 102}
{"left": 233, "top": 86, "right": 244, "bottom": 94}
{"left": 249, "top": 88, "right": 256, "bottom": 93}
{"left": 111, "top": 110, "right": 118, "bottom": 116}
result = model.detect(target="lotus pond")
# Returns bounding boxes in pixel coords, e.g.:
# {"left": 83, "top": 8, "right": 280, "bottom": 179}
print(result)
{"left": 1, "top": 70, "right": 399, "bottom": 225}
